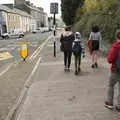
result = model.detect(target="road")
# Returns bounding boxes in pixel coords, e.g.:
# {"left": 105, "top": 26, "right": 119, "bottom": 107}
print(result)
{"left": 0, "top": 32, "right": 52, "bottom": 120}
{"left": 0, "top": 32, "right": 51, "bottom": 61}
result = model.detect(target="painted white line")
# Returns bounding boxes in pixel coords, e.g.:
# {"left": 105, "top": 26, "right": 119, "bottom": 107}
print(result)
{"left": 25, "top": 57, "right": 42, "bottom": 87}
{"left": 0, "top": 63, "right": 13, "bottom": 77}
{"left": 5, "top": 57, "right": 42, "bottom": 120}
{"left": 29, "top": 35, "right": 53, "bottom": 60}
{"left": 0, "top": 56, "right": 13, "bottom": 61}
{"left": 32, "top": 40, "right": 47, "bottom": 59}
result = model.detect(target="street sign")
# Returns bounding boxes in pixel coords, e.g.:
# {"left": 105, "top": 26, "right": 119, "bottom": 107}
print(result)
{"left": 50, "top": 3, "right": 58, "bottom": 14}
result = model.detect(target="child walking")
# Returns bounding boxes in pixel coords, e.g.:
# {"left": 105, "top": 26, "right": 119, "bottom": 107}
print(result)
{"left": 105, "top": 29, "right": 120, "bottom": 111}
{"left": 72, "top": 32, "right": 85, "bottom": 75}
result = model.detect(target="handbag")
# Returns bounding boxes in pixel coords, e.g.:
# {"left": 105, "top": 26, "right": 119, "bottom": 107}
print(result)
{"left": 88, "top": 40, "right": 92, "bottom": 54}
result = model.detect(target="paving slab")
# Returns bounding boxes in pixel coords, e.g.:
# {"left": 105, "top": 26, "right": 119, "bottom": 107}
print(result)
{"left": 16, "top": 37, "right": 120, "bottom": 120}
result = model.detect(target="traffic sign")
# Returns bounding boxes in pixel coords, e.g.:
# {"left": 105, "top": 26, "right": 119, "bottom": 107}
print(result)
{"left": 50, "top": 3, "right": 58, "bottom": 14}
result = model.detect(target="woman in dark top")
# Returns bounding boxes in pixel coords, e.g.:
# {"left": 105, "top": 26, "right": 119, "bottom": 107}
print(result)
{"left": 60, "top": 26, "right": 75, "bottom": 71}
{"left": 89, "top": 25, "right": 102, "bottom": 68}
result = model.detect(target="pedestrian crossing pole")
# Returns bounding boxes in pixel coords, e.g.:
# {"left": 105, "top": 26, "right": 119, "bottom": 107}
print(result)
{"left": 50, "top": 2, "right": 58, "bottom": 57}
{"left": 53, "top": 13, "right": 56, "bottom": 57}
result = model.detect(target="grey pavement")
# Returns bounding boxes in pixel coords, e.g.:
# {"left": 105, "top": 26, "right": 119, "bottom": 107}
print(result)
{"left": 16, "top": 37, "right": 120, "bottom": 120}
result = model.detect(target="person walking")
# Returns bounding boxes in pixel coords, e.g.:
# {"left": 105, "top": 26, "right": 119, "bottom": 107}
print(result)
{"left": 88, "top": 25, "right": 102, "bottom": 68}
{"left": 60, "top": 26, "right": 75, "bottom": 72}
{"left": 105, "top": 29, "right": 120, "bottom": 112}
{"left": 72, "top": 32, "right": 85, "bottom": 75}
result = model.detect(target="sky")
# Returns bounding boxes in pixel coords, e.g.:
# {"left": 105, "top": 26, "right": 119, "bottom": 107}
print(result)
{"left": 0, "top": 0, "right": 61, "bottom": 17}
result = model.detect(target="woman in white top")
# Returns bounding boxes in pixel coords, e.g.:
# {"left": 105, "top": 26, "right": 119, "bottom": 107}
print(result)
{"left": 89, "top": 25, "right": 102, "bottom": 68}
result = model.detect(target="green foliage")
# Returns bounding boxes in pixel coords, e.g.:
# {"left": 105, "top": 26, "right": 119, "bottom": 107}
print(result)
{"left": 61, "top": 0, "right": 84, "bottom": 25}
{"left": 74, "top": 0, "right": 120, "bottom": 43}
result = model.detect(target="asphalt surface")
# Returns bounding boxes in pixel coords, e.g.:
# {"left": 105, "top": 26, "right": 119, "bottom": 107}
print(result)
{"left": 0, "top": 32, "right": 51, "bottom": 61}
{"left": 0, "top": 32, "right": 52, "bottom": 120}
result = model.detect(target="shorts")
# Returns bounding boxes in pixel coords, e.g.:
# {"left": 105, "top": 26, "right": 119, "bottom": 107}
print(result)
{"left": 92, "top": 40, "right": 99, "bottom": 51}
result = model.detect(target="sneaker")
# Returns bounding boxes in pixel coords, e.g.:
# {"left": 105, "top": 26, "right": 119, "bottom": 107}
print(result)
{"left": 91, "top": 64, "right": 95, "bottom": 68}
{"left": 94, "top": 63, "right": 98, "bottom": 68}
{"left": 64, "top": 66, "right": 67, "bottom": 71}
{"left": 75, "top": 70, "right": 78, "bottom": 75}
{"left": 67, "top": 67, "right": 70, "bottom": 72}
{"left": 116, "top": 106, "right": 120, "bottom": 112}
{"left": 78, "top": 67, "right": 81, "bottom": 73}
{"left": 104, "top": 101, "right": 114, "bottom": 109}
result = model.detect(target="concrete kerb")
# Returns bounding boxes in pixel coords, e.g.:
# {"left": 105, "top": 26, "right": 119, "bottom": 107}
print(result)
{"left": 5, "top": 35, "right": 53, "bottom": 120}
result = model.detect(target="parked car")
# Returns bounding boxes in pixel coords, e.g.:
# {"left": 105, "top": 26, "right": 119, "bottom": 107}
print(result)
{"left": 32, "top": 28, "right": 42, "bottom": 33}
{"left": 31, "top": 29, "right": 37, "bottom": 33}
{"left": 1, "top": 30, "right": 24, "bottom": 39}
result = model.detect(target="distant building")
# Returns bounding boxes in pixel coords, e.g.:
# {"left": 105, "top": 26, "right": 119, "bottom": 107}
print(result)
{"left": 14, "top": 0, "right": 48, "bottom": 29}
{"left": 44, "top": 13, "right": 49, "bottom": 27}
{"left": 0, "top": 5, "right": 30, "bottom": 34}
{"left": 0, "top": 0, "right": 49, "bottom": 35}
{"left": 48, "top": 17, "right": 53, "bottom": 29}
{"left": 0, "top": 11, "right": 7, "bottom": 35}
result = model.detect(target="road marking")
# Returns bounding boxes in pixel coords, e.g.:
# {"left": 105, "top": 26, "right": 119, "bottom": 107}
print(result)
{"left": 29, "top": 35, "right": 53, "bottom": 60}
{"left": 5, "top": 57, "right": 42, "bottom": 120}
{"left": 0, "top": 52, "right": 13, "bottom": 61}
{"left": 25, "top": 57, "right": 42, "bottom": 87}
{"left": 0, "top": 63, "right": 13, "bottom": 77}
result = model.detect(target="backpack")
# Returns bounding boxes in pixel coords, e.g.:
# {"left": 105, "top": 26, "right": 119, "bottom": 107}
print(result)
{"left": 72, "top": 41, "right": 82, "bottom": 56}
{"left": 116, "top": 51, "right": 120, "bottom": 72}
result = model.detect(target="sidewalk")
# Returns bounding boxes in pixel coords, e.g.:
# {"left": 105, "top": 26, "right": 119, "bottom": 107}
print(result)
{"left": 16, "top": 37, "right": 120, "bottom": 120}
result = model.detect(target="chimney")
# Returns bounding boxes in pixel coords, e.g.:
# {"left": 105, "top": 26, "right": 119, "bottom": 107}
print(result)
{"left": 15, "top": 0, "right": 25, "bottom": 6}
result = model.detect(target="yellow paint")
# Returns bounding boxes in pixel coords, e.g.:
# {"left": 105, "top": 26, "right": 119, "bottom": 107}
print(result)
{"left": 20, "top": 43, "right": 28, "bottom": 59}
{"left": 0, "top": 52, "right": 13, "bottom": 60}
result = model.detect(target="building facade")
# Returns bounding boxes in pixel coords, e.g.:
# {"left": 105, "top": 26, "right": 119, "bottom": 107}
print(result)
{"left": 0, "top": 5, "right": 30, "bottom": 34}
{"left": 43, "top": 13, "right": 49, "bottom": 27}
{"left": 15, "top": 0, "right": 48, "bottom": 29}
{"left": 0, "top": 11, "right": 8, "bottom": 35}
{"left": 0, "top": 0, "right": 49, "bottom": 35}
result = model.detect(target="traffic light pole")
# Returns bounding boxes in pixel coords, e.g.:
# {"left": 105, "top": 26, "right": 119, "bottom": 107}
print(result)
{"left": 53, "top": 13, "right": 56, "bottom": 57}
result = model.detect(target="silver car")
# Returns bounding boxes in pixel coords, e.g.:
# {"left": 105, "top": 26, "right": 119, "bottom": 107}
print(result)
{"left": 1, "top": 30, "right": 24, "bottom": 39}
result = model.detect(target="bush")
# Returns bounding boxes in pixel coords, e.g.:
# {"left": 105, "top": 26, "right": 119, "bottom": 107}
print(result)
{"left": 73, "top": 0, "right": 120, "bottom": 43}
{"left": 74, "top": 12, "right": 120, "bottom": 43}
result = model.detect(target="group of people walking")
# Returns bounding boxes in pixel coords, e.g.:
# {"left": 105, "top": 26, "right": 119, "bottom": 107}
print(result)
{"left": 60, "top": 25, "right": 101, "bottom": 75}
{"left": 60, "top": 26, "right": 120, "bottom": 111}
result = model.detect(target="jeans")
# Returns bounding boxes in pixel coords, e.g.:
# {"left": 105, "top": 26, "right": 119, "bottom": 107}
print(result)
{"left": 75, "top": 56, "right": 81, "bottom": 71}
{"left": 64, "top": 51, "right": 72, "bottom": 68}
{"left": 106, "top": 72, "right": 120, "bottom": 106}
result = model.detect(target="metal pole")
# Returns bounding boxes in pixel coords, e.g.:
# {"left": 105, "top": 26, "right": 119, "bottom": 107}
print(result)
{"left": 53, "top": 13, "right": 56, "bottom": 57}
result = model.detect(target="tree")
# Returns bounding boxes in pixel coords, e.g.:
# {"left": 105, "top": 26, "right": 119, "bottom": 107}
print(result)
{"left": 61, "top": 0, "right": 84, "bottom": 25}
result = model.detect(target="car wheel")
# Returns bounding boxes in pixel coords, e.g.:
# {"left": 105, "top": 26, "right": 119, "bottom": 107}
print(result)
{"left": 5, "top": 35, "right": 9, "bottom": 39}
{"left": 19, "top": 35, "right": 24, "bottom": 38}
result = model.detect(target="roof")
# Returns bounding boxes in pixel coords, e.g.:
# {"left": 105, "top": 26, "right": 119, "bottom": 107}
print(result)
{"left": 0, "top": 4, "right": 30, "bottom": 17}
{"left": 25, "top": 4, "right": 44, "bottom": 14}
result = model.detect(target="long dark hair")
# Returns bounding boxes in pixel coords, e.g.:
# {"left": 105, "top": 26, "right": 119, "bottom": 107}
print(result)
{"left": 65, "top": 26, "right": 71, "bottom": 31}
{"left": 92, "top": 25, "right": 99, "bottom": 33}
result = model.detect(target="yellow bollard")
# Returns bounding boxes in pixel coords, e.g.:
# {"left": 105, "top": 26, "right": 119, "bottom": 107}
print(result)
{"left": 20, "top": 42, "right": 28, "bottom": 62}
